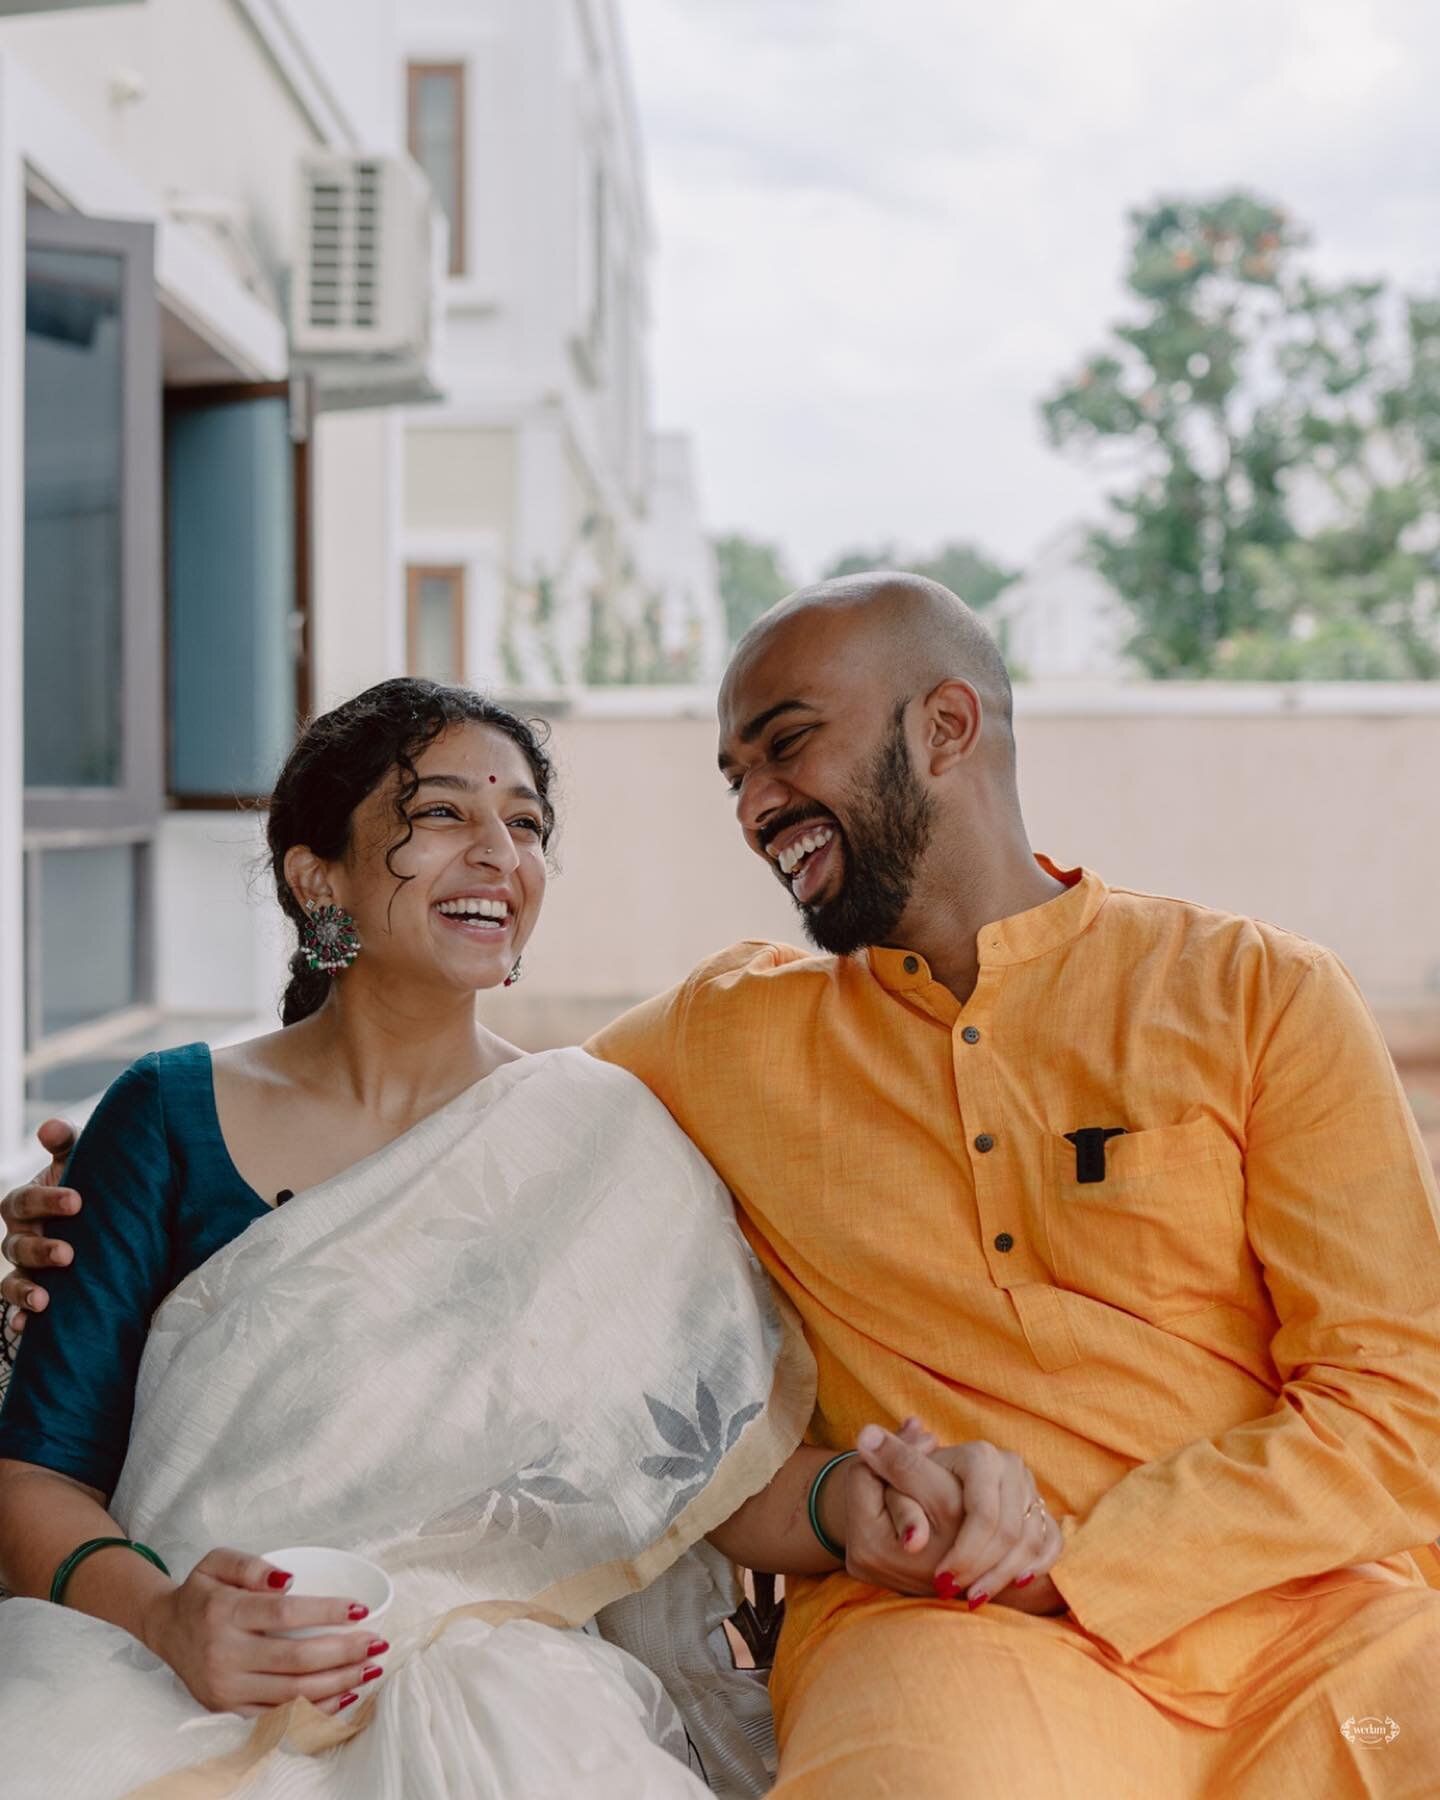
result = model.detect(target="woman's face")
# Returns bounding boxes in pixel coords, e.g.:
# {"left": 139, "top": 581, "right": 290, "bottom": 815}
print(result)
{"left": 329, "top": 722, "right": 549, "bottom": 997}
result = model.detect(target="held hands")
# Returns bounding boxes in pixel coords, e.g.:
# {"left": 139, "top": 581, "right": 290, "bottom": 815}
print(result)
{"left": 141, "top": 1549, "right": 386, "bottom": 1717}
{"left": 834, "top": 1420, "right": 1066, "bottom": 1615}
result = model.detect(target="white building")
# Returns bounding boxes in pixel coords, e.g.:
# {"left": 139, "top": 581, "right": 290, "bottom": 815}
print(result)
{"left": 0, "top": 0, "right": 723, "bottom": 1172}
{"left": 990, "top": 523, "right": 1134, "bottom": 681}
{"left": 0, "top": 0, "right": 443, "bottom": 1166}
{"left": 391, "top": 0, "right": 725, "bottom": 697}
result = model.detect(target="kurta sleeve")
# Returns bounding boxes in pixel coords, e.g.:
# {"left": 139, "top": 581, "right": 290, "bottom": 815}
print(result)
{"left": 0, "top": 1056, "right": 176, "bottom": 1500}
{"left": 585, "top": 984, "right": 688, "bottom": 1109}
{"left": 585, "top": 941, "right": 798, "bottom": 1112}
{"left": 1052, "top": 949, "right": 1440, "bottom": 1661}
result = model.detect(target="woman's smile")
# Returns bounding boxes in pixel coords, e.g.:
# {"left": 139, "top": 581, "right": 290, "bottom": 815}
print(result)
{"left": 431, "top": 890, "right": 515, "bottom": 940}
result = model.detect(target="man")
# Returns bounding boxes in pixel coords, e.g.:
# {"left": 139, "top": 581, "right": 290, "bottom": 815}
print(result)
{"left": 8, "top": 574, "right": 1440, "bottom": 1796}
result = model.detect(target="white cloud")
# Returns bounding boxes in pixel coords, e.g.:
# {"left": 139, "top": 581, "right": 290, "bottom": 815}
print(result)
{"left": 620, "top": 0, "right": 1440, "bottom": 577}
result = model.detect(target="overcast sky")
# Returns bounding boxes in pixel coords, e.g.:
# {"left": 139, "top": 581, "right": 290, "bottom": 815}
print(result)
{"left": 620, "top": 0, "right": 1440, "bottom": 579}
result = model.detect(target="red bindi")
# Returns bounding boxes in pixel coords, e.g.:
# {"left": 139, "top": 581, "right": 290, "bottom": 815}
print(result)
{"left": 488, "top": 775, "right": 497, "bottom": 783}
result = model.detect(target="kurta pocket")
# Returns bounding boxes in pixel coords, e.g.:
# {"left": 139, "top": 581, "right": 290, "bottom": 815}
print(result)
{"left": 1042, "top": 1113, "right": 1249, "bottom": 1322}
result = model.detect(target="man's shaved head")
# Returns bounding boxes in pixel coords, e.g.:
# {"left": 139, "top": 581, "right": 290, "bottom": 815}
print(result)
{"left": 728, "top": 569, "right": 1013, "bottom": 745}
{"left": 717, "top": 569, "right": 1025, "bottom": 958}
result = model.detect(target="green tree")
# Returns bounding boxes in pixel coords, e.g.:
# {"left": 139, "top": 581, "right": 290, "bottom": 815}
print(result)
{"left": 822, "top": 540, "right": 1017, "bottom": 608}
{"left": 1042, "top": 191, "right": 1440, "bottom": 678}
{"left": 713, "top": 533, "right": 794, "bottom": 645}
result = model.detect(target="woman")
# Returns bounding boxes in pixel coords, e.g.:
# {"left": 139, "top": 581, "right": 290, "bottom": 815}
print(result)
{"left": 0, "top": 681, "right": 1058, "bottom": 1798}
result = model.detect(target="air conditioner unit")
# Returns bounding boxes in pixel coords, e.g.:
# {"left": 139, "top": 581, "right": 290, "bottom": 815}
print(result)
{"left": 290, "top": 150, "right": 446, "bottom": 410}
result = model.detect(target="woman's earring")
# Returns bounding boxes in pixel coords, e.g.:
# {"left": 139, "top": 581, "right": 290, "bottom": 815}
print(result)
{"left": 300, "top": 901, "right": 362, "bottom": 974}
{"left": 504, "top": 957, "right": 524, "bottom": 988}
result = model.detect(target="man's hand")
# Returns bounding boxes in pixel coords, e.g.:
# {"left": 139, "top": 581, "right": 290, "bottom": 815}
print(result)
{"left": 851, "top": 1424, "right": 1067, "bottom": 1613}
{"left": 2, "top": 1119, "right": 79, "bottom": 1338}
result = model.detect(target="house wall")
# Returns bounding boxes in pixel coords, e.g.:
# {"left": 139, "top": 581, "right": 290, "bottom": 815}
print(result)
{"left": 393, "top": 0, "right": 722, "bottom": 686}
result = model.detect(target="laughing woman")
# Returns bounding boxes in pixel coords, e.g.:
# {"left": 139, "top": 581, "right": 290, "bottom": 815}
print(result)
{"left": 0, "top": 681, "right": 827, "bottom": 1799}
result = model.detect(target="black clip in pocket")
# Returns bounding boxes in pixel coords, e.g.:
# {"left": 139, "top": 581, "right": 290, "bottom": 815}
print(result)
{"left": 1063, "top": 1127, "right": 1127, "bottom": 1184}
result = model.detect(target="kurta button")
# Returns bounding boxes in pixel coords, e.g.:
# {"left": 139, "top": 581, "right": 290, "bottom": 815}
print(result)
{"left": 994, "top": 1232, "right": 1014, "bottom": 1253}
{"left": 961, "top": 1026, "right": 981, "bottom": 1044}
{"left": 903, "top": 955, "right": 919, "bottom": 974}
{"left": 974, "top": 1133, "right": 996, "bottom": 1153}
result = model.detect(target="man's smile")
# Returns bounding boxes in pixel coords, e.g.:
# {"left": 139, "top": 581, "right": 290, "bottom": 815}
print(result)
{"left": 765, "top": 818, "right": 843, "bottom": 906}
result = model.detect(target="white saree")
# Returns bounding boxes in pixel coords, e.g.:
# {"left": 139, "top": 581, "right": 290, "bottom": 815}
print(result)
{"left": 0, "top": 1049, "right": 814, "bottom": 1799}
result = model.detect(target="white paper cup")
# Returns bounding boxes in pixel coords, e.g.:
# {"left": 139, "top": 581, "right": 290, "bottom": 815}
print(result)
{"left": 264, "top": 1545, "right": 394, "bottom": 1642}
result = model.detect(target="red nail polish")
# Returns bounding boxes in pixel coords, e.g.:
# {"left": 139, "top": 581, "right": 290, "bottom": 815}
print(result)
{"left": 933, "top": 1571, "right": 956, "bottom": 1600}
{"left": 337, "top": 1692, "right": 358, "bottom": 1711}
{"left": 968, "top": 1592, "right": 990, "bottom": 1611}
{"left": 348, "top": 1603, "right": 369, "bottom": 1621}
{"left": 367, "top": 1639, "right": 389, "bottom": 1658}
{"left": 361, "top": 1665, "right": 383, "bottom": 1683}
{"left": 1015, "top": 1574, "right": 1035, "bottom": 1589}
{"left": 267, "top": 1570, "right": 292, "bottom": 1590}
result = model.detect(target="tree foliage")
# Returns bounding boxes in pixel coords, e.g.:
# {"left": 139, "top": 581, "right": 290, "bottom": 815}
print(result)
{"left": 713, "top": 532, "right": 794, "bottom": 646}
{"left": 1042, "top": 192, "right": 1440, "bottom": 678}
{"left": 822, "top": 540, "right": 1017, "bottom": 610}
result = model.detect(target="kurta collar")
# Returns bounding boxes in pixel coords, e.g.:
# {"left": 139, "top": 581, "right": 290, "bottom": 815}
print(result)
{"left": 866, "top": 858, "right": 1107, "bottom": 993}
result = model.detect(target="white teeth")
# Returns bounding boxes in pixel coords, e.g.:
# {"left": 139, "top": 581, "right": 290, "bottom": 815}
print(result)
{"left": 435, "top": 897, "right": 509, "bottom": 922}
{"left": 776, "top": 826, "right": 834, "bottom": 877}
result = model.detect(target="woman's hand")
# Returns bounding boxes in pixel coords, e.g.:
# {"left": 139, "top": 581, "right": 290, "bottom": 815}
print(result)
{"left": 834, "top": 1423, "right": 964, "bottom": 1598}
{"left": 1, "top": 1119, "right": 78, "bottom": 1336}
{"left": 141, "top": 1548, "right": 386, "bottom": 1717}
{"left": 849, "top": 1424, "right": 1066, "bottom": 1612}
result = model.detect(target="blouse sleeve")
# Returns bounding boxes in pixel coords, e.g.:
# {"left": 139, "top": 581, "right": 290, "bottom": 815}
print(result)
{"left": 0, "top": 1055, "right": 175, "bottom": 1500}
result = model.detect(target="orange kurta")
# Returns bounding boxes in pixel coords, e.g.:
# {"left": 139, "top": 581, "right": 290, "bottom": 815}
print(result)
{"left": 590, "top": 863, "right": 1440, "bottom": 1796}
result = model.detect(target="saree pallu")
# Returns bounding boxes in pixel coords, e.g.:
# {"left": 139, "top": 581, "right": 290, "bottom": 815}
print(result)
{"left": 0, "top": 1049, "right": 814, "bottom": 1798}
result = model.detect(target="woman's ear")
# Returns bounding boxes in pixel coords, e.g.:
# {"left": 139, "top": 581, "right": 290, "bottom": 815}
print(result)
{"left": 282, "top": 846, "right": 333, "bottom": 913}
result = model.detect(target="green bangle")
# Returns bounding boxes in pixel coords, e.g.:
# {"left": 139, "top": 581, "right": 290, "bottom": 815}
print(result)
{"left": 806, "top": 1451, "right": 857, "bottom": 1561}
{"left": 49, "top": 1536, "right": 170, "bottom": 1607}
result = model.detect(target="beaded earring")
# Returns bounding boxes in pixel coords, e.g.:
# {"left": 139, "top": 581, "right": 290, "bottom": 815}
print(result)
{"left": 300, "top": 900, "right": 362, "bottom": 974}
{"left": 504, "top": 957, "right": 524, "bottom": 988}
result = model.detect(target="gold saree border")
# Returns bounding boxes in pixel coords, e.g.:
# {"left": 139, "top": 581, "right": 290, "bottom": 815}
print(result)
{"left": 120, "top": 1290, "right": 815, "bottom": 1799}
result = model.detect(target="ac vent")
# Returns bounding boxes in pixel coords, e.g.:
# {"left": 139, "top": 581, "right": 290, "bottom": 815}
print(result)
{"left": 291, "top": 150, "right": 444, "bottom": 375}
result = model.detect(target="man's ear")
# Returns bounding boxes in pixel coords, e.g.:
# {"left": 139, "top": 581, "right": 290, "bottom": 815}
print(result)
{"left": 282, "top": 845, "right": 334, "bottom": 913}
{"left": 921, "top": 679, "right": 983, "bottom": 776}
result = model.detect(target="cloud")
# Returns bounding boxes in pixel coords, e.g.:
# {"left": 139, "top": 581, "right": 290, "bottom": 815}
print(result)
{"left": 621, "top": 0, "right": 1440, "bottom": 574}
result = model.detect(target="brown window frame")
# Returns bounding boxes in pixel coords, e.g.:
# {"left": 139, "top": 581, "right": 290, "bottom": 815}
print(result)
{"left": 406, "top": 61, "right": 467, "bottom": 277}
{"left": 407, "top": 564, "right": 467, "bottom": 684}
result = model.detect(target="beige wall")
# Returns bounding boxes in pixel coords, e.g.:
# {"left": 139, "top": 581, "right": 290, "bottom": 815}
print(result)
{"left": 492, "top": 693, "right": 1440, "bottom": 1051}
{"left": 404, "top": 426, "right": 515, "bottom": 557}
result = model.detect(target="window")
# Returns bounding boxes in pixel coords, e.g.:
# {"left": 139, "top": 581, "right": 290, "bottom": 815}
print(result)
{"left": 407, "top": 62, "right": 466, "bottom": 276}
{"left": 407, "top": 565, "right": 466, "bottom": 685}
{"left": 166, "top": 382, "right": 312, "bottom": 805}
{"left": 22, "top": 213, "right": 163, "bottom": 1090}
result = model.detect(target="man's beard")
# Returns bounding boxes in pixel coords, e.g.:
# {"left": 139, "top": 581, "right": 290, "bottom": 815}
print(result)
{"left": 796, "top": 712, "right": 935, "bottom": 957}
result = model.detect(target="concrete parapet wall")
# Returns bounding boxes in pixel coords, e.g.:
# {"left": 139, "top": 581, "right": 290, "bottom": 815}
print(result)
{"left": 491, "top": 686, "right": 1440, "bottom": 1050}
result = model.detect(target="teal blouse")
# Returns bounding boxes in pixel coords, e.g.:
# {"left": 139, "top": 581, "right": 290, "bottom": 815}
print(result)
{"left": 0, "top": 1043, "right": 274, "bottom": 1500}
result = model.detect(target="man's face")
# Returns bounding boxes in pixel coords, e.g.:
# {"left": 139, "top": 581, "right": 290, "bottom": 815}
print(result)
{"left": 717, "top": 623, "right": 935, "bottom": 955}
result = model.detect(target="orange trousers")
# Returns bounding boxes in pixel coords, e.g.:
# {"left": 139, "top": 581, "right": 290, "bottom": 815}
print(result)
{"left": 771, "top": 1569, "right": 1440, "bottom": 1799}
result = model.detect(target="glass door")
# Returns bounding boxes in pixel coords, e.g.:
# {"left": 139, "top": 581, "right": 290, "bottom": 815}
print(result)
{"left": 22, "top": 213, "right": 162, "bottom": 1094}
